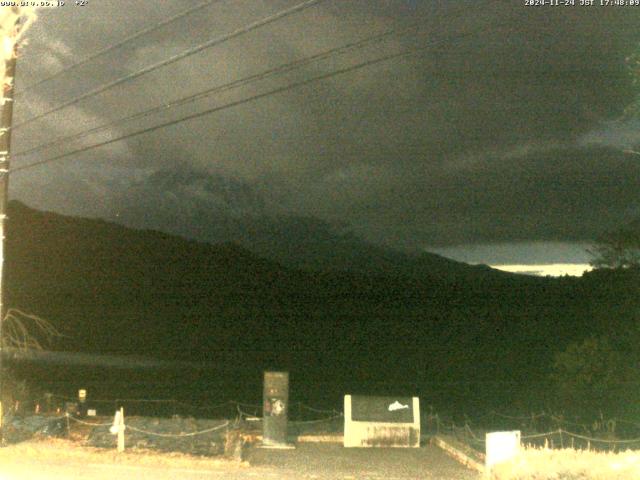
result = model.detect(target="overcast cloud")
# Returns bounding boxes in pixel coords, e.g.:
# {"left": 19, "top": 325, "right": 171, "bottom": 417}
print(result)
{"left": 8, "top": 0, "right": 640, "bottom": 266}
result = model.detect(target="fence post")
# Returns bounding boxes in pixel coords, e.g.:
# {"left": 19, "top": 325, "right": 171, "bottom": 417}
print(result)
{"left": 78, "top": 389, "right": 87, "bottom": 418}
{"left": 118, "top": 407, "right": 125, "bottom": 453}
{"left": 110, "top": 407, "right": 126, "bottom": 453}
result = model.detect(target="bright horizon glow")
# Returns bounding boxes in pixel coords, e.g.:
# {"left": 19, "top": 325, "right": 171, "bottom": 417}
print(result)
{"left": 490, "top": 263, "right": 593, "bottom": 277}
{"left": 425, "top": 242, "right": 595, "bottom": 277}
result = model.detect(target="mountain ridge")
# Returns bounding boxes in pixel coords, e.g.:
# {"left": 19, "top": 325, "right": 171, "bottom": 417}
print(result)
{"left": 5, "top": 200, "right": 638, "bottom": 413}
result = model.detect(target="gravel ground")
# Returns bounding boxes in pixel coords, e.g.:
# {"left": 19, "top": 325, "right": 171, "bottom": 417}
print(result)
{"left": 245, "top": 442, "right": 482, "bottom": 479}
{"left": 0, "top": 438, "right": 254, "bottom": 480}
{"left": 0, "top": 429, "right": 481, "bottom": 479}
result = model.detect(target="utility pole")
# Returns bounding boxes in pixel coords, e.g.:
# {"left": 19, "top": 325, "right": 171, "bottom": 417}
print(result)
{"left": 0, "top": 43, "right": 17, "bottom": 441}
{"left": 0, "top": 6, "right": 35, "bottom": 442}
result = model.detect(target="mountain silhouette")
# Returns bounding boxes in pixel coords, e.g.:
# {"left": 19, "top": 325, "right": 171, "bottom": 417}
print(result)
{"left": 4, "top": 200, "right": 639, "bottom": 413}
{"left": 105, "top": 166, "right": 515, "bottom": 281}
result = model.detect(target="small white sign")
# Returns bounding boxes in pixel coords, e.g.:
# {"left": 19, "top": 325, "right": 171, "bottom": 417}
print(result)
{"left": 486, "top": 431, "right": 521, "bottom": 473}
{"left": 87, "top": 409, "right": 96, "bottom": 417}
{"left": 388, "top": 400, "right": 409, "bottom": 412}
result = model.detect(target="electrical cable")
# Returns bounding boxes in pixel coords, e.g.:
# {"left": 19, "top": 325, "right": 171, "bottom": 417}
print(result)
{"left": 10, "top": 26, "right": 493, "bottom": 174}
{"left": 17, "top": 0, "right": 223, "bottom": 95}
{"left": 13, "top": 22, "right": 422, "bottom": 158}
{"left": 12, "top": 0, "right": 326, "bottom": 130}
{"left": 15, "top": 0, "right": 500, "bottom": 159}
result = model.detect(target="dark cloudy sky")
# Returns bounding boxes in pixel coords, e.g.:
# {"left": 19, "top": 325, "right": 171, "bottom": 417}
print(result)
{"left": 8, "top": 0, "right": 640, "bottom": 273}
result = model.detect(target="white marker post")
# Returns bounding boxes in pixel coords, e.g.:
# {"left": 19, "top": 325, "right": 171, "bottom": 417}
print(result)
{"left": 110, "top": 407, "right": 126, "bottom": 453}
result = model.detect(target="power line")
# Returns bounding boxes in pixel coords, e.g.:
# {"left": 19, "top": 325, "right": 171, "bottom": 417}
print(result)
{"left": 11, "top": 48, "right": 434, "bottom": 173}
{"left": 13, "top": 24, "right": 418, "bottom": 159}
{"left": 12, "top": 0, "right": 326, "bottom": 131}
{"left": 10, "top": 27, "right": 496, "bottom": 174}
{"left": 14, "top": 1, "right": 495, "bottom": 159}
{"left": 17, "top": 0, "right": 222, "bottom": 95}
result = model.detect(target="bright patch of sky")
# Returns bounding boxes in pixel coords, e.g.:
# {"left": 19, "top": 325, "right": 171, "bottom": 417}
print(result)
{"left": 490, "top": 263, "right": 593, "bottom": 277}
{"left": 425, "top": 241, "right": 595, "bottom": 277}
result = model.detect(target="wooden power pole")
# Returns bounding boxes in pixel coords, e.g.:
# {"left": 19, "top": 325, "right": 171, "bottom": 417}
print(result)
{"left": 0, "top": 6, "right": 35, "bottom": 440}
{"left": 0, "top": 44, "right": 17, "bottom": 438}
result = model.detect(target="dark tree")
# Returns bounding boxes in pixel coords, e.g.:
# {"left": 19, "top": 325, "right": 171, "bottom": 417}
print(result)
{"left": 588, "top": 229, "right": 640, "bottom": 270}
{"left": 551, "top": 336, "right": 640, "bottom": 420}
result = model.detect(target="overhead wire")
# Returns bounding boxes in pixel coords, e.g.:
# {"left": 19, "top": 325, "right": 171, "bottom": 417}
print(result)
{"left": 10, "top": 24, "right": 502, "bottom": 174}
{"left": 12, "top": 0, "right": 326, "bottom": 130}
{"left": 13, "top": 22, "right": 424, "bottom": 158}
{"left": 13, "top": 1, "right": 500, "bottom": 161}
{"left": 16, "top": 0, "right": 223, "bottom": 95}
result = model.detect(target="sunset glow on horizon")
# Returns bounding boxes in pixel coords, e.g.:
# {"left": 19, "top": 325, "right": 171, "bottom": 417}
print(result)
{"left": 490, "top": 263, "right": 593, "bottom": 277}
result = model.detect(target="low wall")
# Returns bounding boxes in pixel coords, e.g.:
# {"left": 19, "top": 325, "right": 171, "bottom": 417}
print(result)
{"left": 431, "top": 435, "right": 485, "bottom": 473}
{"left": 344, "top": 395, "right": 420, "bottom": 448}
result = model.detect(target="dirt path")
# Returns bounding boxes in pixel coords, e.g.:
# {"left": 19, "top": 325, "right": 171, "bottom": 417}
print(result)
{"left": 245, "top": 442, "right": 481, "bottom": 479}
{"left": 0, "top": 459, "right": 260, "bottom": 480}
{"left": 0, "top": 439, "right": 480, "bottom": 479}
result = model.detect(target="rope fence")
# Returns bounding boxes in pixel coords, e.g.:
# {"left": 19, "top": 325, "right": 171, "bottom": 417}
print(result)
{"left": 20, "top": 391, "right": 640, "bottom": 453}
{"left": 126, "top": 421, "right": 231, "bottom": 438}
{"left": 65, "top": 414, "right": 112, "bottom": 427}
{"left": 49, "top": 410, "right": 235, "bottom": 454}
{"left": 437, "top": 420, "right": 640, "bottom": 452}
{"left": 36, "top": 392, "right": 343, "bottom": 425}
{"left": 289, "top": 413, "right": 343, "bottom": 425}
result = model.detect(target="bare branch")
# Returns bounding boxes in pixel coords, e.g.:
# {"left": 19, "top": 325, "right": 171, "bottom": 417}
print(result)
{"left": 1, "top": 308, "right": 63, "bottom": 352}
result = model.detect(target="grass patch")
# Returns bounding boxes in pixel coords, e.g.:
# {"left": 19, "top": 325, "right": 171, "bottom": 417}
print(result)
{"left": 492, "top": 446, "right": 640, "bottom": 479}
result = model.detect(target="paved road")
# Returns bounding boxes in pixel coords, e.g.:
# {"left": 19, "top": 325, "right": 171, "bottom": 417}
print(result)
{"left": 244, "top": 443, "right": 480, "bottom": 480}
{"left": 0, "top": 444, "right": 480, "bottom": 480}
